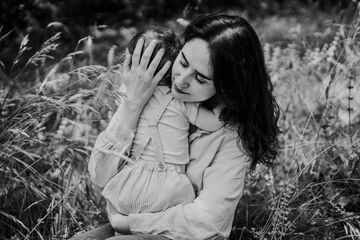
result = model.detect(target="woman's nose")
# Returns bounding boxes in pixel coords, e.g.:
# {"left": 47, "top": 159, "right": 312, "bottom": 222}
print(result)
{"left": 176, "top": 70, "right": 191, "bottom": 88}
{"left": 178, "top": 79, "right": 190, "bottom": 88}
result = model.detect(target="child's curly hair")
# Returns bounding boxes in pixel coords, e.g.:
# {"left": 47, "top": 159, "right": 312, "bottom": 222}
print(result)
{"left": 127, "top": 28, "right": 181, "bottom": 86}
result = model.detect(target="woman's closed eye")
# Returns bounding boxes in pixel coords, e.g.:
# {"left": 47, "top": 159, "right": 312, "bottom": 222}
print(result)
{"left": 180, "top": 59, "right": 188, "bottom": 68}
{"left": 180, "top": 59, "right": 206, "bottom": 84}
{"left": 180, "top": 51, "right": 209, "bottom": 85}
{"left": 195, "top": 74, "right": 206, "bottom": 84}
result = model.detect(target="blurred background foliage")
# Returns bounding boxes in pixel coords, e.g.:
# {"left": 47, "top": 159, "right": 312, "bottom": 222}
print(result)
{"left": 1, "top": 0, "right": 360, "bottom": 239}
{"left": 0, "top": 0, "right": 356, "bottom": 92}
{"left": 0, "top": 0, "right": 357, "bottom": 98}
{"left": 0, "top": 0, "right": 354, "bottom": 70}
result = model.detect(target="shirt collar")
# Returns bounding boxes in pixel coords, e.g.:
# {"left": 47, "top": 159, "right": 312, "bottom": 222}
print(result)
{"left": 158, "top": 85, "right": 172, "bottom": 94}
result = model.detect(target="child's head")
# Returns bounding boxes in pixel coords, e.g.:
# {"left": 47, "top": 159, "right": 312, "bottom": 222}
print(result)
{"left": 127, "top": 28, "right": 181, "bottom": 86}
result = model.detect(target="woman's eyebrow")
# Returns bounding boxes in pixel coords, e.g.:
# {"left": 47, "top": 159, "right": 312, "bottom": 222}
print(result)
{"left": 181, "top": 52, "right": 211, "bottom": 80}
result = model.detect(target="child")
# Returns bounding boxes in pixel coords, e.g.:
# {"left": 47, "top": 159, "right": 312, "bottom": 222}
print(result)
{"left": 102, "top": 28, "right": 223, "bottom": 215}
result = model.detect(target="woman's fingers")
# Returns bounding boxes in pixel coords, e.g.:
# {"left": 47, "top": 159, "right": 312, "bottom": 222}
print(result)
{"left": 153, "top": 61, "right": 171, "bottom": 85}
{"left": 123, "top": 48, "right": 131, "bottom": 73}
{"left": 146, "top": 48, "right": 165, "bottom": 78}
{"left": 126, "top": 38, "right": 168, "bottom": 88}
{"left": 140, "top": 40, "right": 158, "bottom": 71}
{"left": 131, "top": 38, "right": 144, "bottom": 71}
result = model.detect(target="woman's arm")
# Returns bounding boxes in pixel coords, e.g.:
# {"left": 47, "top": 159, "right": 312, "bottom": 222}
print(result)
{"left": 88, "top": 39, "right": 171, "bottom": 188}
{"left": 111, "top": 133, "right": 249, "bottom": 239}
{"left": 87, "top": 112, "right": 136, "bottom": 188}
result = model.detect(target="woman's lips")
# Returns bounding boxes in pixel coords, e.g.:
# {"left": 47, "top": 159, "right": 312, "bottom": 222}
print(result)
{"left": 174, "top": 85, "right": 189, "bottom": 95}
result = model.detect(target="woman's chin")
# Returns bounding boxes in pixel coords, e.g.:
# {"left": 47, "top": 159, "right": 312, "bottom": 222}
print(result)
{"left": 171, "top": 89, "right": 207, "bottom": 103}
{"left": 172, "top": 93, "right": 186, "bottom": 101}
{"left": 171, "top": 88, "right": 186, "bottom": 101}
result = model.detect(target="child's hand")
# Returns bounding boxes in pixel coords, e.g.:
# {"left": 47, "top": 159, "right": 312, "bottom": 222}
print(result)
{"left": 195, "top": 104, "right": 224, "bottom": 131}
{"left": 106, "top": 203, "right": 130, "bottom": 234}
{"left": 213, "top": 104, "right": 224, "bottom": 117}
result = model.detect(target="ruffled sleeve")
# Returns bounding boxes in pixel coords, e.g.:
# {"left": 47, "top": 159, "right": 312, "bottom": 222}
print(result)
{"left": 88, "top": 128, "right": 135, "bottom": 188}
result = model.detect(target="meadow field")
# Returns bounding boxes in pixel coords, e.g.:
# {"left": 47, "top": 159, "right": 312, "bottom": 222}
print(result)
{"left": 0, "top": 1, "right": 359, "bottom": 239}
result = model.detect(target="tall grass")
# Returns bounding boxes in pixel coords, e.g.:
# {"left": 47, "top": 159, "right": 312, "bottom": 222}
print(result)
{"left": 0, "top": 28, "right": 124, "bottom": 239}
{"left": 1, "top": 9, "right": 360, "bottom": 240}
{"left": 232, "top": 8, "right": 360, "bottom": 240}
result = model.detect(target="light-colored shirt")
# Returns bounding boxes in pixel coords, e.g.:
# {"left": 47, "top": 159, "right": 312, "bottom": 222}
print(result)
{"left": 88, "top": 124, "right": 249, "bottom": 240}
{"left": 132, "top": 86, "right": 198, "bottom": 164}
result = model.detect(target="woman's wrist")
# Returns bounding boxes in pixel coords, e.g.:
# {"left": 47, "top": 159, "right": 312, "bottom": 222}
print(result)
{"left": 106, "top": 100, "right": 143, "bottom": 135}
{"left": 122, "top": 96, "right": 146, "bottom": 112}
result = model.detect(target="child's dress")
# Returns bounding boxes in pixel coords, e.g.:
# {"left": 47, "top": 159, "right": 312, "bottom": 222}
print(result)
{"left": 102, "top": 86, "right": 198, "bottom": 214}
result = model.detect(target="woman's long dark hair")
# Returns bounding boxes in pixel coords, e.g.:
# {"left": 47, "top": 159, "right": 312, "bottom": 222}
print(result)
{"left": 184, "top": 14, "right": 280, "bottom": 171}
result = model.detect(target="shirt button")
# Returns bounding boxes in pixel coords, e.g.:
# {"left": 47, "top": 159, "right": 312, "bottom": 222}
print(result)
{"left": 158, "top": 162, "right": 165, "bottom": 170}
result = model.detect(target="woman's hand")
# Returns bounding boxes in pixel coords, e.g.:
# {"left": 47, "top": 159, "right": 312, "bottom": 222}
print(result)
{"left": 106, "top": 203, "right": 130, "bottom": 234}
{"left": 104, "top": 38, "right": 171, "bottom": 148}
{"left": 122, "top": 38, "right": 171, "bottom": 109}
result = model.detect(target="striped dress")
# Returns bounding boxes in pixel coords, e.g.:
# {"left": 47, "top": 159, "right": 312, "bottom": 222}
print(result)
{"left": 102, "top": 86, "right": 198, "bottom": 214}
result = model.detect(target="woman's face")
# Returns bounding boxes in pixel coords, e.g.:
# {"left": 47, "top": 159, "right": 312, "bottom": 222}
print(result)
{"left": 171, "top": 38, "right": 215, "bottom": 102}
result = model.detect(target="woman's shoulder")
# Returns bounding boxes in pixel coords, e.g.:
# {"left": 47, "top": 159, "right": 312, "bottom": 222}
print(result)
{"left": 202, "top": 127, "right": 249, "bottom": 168}
{"left": 188, "top": 126, "right": 249, "bottom": 176}
{"left": 219, "top": 127, "right": 246, "bottom": 152}
{"left": 211, "top": 125, "right": 238, "bottom": 142}
{"left": 194, "top": 126, "right": 244, "bottom": 152}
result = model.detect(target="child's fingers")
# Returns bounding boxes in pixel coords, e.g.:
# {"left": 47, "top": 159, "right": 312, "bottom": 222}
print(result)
{"left": 153, "top": 61, "right": 171, "bottom": 85}
{"left": 147, "top": 48, "right": 165, "bottom": 78}
{"left": 131, "top": 38, "right": 144, "bottom": 71}
{"left": 123, "top": 49, "right": 131, "bottom": 73}
{"left": 140, "top": 40, "right": 157, "bottom": 72}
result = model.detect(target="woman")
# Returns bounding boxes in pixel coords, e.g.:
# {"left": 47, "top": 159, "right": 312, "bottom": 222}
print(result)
{"left": 73, "top": 13, "right": 280, "bottom": 240}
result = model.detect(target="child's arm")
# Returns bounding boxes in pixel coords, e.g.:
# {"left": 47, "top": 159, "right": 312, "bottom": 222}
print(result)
{"left": 194, "top": 105, "right": 224, "bottom": 131}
